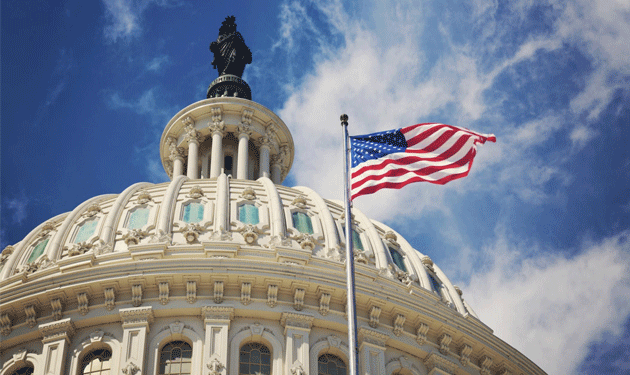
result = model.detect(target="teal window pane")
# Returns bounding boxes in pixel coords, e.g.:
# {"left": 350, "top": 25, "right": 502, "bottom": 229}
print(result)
{"left": 28, "top": 238, "right": 49, "bottom": 263}
{"left": 342, "top": 226, "right": 364, "bottom": 251}
{"left": 183, "top": 202, "right": 204, "bottom": 223}
{"left": 128, "top": 207, "right": 150, "bottom": 229}
{"left": 389, "top": 247, "right": 407, "bottom": 272}
{"left": 292, "top": 212, "right": 314, "bottom": 234}
{"left": 239, "top": 204, "right": 259, "bottom": 225}
{"left": 74, "top": 219, "right": 98, "bottom": 243}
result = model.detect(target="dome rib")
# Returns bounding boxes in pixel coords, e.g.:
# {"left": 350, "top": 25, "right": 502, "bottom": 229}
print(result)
{"left": 258, "top": 176, "right": 286, "bottom": 241}
{"left": 48, "top": 194, "right": 116, "bottom": 261}
{"left": 157, "top": 175, "right": 188, "bottom": 235}
{"left": 294, "top": 186, "right": 340, "bottom": 252}
{"left": 102, "top": 182, "right": 152, "bottom": 244}
{"left": 215, "top": 174, "right": 229, "bottom": 233}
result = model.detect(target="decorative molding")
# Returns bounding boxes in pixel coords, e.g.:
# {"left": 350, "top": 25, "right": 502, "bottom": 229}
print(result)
{"left": 25, "top": 305, "right": 37, "bottom": 327}
{"left": 241, "top": 187, "right": 256, "bottom": 200}
{"left": 424, "top": 352, "right": 457, "bottom": 374}
{"left": 184, "top": 121, "right": 202, "bottom": 145}
{"left": 39, "top": 317, "right": 75, "bottom": 342}
{"left": 207, "top": 358, "right": 224, "bottom": 375}
{"left": 393, "top": 314, "right": 406, "bottom": 336}
{"left": 214, "top": 281, "right": 224, "bottom": 304}
{"left": 187, "top": 281, "right": 197, "bottom": 304}
{"left": 416, "top": 322, "right": 429, "bottom": 345}
{"left": 250, "top": 322, "right": 264, "bottom": 336}
{"left": 1, "top": 245, "right": 14, "bottom": 265}
{"left": 291, "top": 194, "right": 308, "bottom": 209}
{"left": 290, "top": 363, "right": 306, "bottom": 375}
{"left": 384, "top": 230, "right": 398, "bottom": 246}
{"left": 122, "top": 229, "right": 148, "bottom": 246}
{"left": 131, "top": 284, "right": 143, "bottom": 307}
{"left": 121, "top": 361, "right": 140, "bottom": 375}
{"left": 368, "top": 306, "right": 382, "bottom": 328}
{"left": 235, "top": 224, "right": 261, "bottom": 244}
{"left": 293, "top": 288, "right": 305, "bottom": 311}
{"left": 327, "top": 335, "right": 341, "bottom": 348}
{"left": 281, "top": 312, "right": 314, "bottom": 330}
{"left": 136, "top": 189, "right": 152, "bottom": 204}
{"left": 241, "top": 108, "right": 254, "bottom": 126}
{"left": 421, "top": 255, "right": 435, "bottom": 272}
{"left": 77, "top": 292, "right": 89, "bottom": 315}
{"left": 291, "top": 232, "right": 317, "bottom": 251}
{"left": 438, "top": 333, "right": 452, "bottom": 355}
{"left": 182, "top": 223, "right": 204, "bottom": 244}
{"left": 120, "top": 306, "right": 154, "bottom": 326}
{"left": 66, "top": 241, "right": 94, "bottom": 257}
{"left": 267, "top": 284, "right": 278, "bottom": 307}
{"left": 479, "top": 355, "right": 494, "bottom": 375}
{"left": 201, "top": 306, "right": 234, "bottom": 321}
{"left": 237, "top": 123, "right": 253, "bottom": 139}
{"left": 319, "top": 293, "right": 331, "bottom": 316}
{"left": 83, "top": 203, "right": 102, "bottom": 218}
{"left": 159, "top": 282, "right": 170, "bottom": 305}
{"left": 1, "top": 313, "right": 12, "bottom": 336}
{"left": 169, "top": 321, "right": 185, "bottom": 335}
{"left": 460, "top": 343, "right": 473, "bottom": 366}
{"left": 358, "top": 326, "right": 388, "bottom": 348}
{"left": 104, "top": 287, "right": 116, "bottom": 310}
{"left": 241, "top": 282, "right": 252, "bottom": 305}
{"left": 12, "top": 348, "right": 29, "bottom": 362}
{"left": 498, "top": 367, "right": 513, "bottom": 375}
{"left": 188, "top": 185, "right": 204, "bottom": 198}
{"left": 40, "top": 221, "right": 56, "bottom": 237}
{"left": 51, "top": 298, "right": 63, "bottom": 320}
{"left": 89, "top": 330, "right": 105, "bottom": 342}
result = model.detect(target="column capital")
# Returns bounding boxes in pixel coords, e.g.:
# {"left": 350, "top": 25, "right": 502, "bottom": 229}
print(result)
{"left": 280, "top": 312, "right": 314, "bottom": 331}
{"left": 423, "top": 352, "right": 458, "bottom": 374}
{"left": 120, "top": 306, "right": 154, "bottom": 328}
{"left": 39, "top": 317, "right": 75, "bottom": 343}
{"left": 237, "top": 123, "right": 253, "bottom": 139}
{"left": 201, "top": 306, "right": 234, "bottom": 322}
{"left": 185, "top": 123, "right": 203, "bottom": 145}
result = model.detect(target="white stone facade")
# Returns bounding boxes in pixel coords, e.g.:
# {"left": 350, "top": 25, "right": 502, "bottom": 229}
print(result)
{"left": 0, "top": 98, "right": 546, "bottom": 375}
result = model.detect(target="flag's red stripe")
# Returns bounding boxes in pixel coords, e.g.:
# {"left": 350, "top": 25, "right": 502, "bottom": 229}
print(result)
{"left": 404, "top": 124, "right": 453, "bottom": 148}
{"left": 351, "top": 169, "right": 472, "bottom": 199}
{"left": 351, "top": 149, "right": 475, "bottom": 190}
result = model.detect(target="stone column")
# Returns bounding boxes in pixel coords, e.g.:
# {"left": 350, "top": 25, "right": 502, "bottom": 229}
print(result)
{"left": 184, "top": 118, "right": 202, "bottom": 179}
{"left": 281, "top": 312, "right": 314, "bottom": 375}
{"left": 39, "top": 318, "right": 75, "bottom": 375}
{"left": 202, "top": 306, "right": 234, "bottom": 375}
{"left": 270, "top": 155, "right": 282, "bottom": 184}
{"left": 209, "top": 107, "right": 225, "bottom": 178}
{"left": 119, "top": 306, "right": 154, "bottom": 375}
{"left": 358, "top": 327, "right": 388, "bottom": 375}
{"left": 236, "top": 124, "right": 252, "bottom": 180}
{"left": 259, "top": 136, "right": 272, "bottom": 179}
{"left": 168, "top": 137, "right": 186, "bottom": 178}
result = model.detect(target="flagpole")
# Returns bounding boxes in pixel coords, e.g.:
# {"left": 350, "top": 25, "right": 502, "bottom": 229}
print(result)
{"left": 341, "top": 114, "right": 359, "bottom": 375}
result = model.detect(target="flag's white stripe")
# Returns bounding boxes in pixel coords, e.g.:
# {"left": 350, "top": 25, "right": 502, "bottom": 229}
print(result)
{"left": 407, "top": 129, "right": 470, "bottom": 157}
{"left": 352, "top": 136, "right": 476, "bottom": 175}
{"left": 352, "top": 162, "right": 473, "bottom": 196}
{"left": 403, "top": 123, "right": 494, "bottom": 141}
{"left": 352, "top": 159, "right": 472, "bottom": 191}
{"left": 406, "top": 126, "right": 455, "bottom": 150}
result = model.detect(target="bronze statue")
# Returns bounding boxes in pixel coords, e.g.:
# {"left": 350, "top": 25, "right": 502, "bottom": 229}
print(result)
{"left": 210, "top": 16, "right": 252, "bottom": 78}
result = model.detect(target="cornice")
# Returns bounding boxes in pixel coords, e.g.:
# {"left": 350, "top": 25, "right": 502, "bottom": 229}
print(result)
{"left": 119, "top": 306, "right": 154, "bottom": 327}
{"left": 39, "top": 317, "right": 75, "bottom": 343}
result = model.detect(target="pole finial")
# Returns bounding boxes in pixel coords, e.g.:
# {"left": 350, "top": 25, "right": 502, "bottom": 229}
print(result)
{"left": 340, "top": 114, "right": 348, "bottom": 126}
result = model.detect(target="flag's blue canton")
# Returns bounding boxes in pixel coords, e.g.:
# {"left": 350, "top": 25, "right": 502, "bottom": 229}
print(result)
{"left": 350, "top": 129, "right": 408, "bottom": 168}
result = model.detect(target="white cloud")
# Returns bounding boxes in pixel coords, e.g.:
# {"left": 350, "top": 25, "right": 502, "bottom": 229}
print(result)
{"left": 462, "top": 231, "right": 630, "bottom": 375}
{"left": 102, "top": 0, "right": 181, "bottom": 43}
{"left": 5, "top": 195, "right": 29, "bottom": 225}
{"left": 146, "top": 55, "right": 169, "bottom": 72}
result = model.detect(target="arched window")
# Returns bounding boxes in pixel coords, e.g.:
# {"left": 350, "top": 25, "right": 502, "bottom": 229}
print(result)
{"left": 239, "top": 203, "right": 259, "bottom": 225}
{"left": 428, "top": 273, "right": 442, "bottom": 296}
{"left": 80, "top": 348, "right": 112, "bottom": 375}
{"left": 127, "top": 207, "right": 150, "bottom": 229}
{"left": 159, "top": 341, "right": 192, "bottom": 375}
{"left": 9, "top": 365, "right": 34, "bottom": 375}
{"left": 27, "top": 238, "right": 49, "bottom": 263}
{"left": 239, "top": 342, "right": 271, "bottom": 375}
{"left": 318, "top": 353, "right": 347, "bottom": 375}
{"left": 74, "top": 218, "right": 99, "bottom": 243}
{"left": 182, "top": 202, "right": 204, "bottom": 223}
{"left": 342, "top": 225, "right": 364, "bottom": 251}
{"left": 292, "top": 212, "right": 313, "bottom": 234}
{"left": 389, "top": 247, "right": 407, "bottom": 272}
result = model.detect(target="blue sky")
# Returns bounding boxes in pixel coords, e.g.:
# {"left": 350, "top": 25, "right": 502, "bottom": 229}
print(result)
{"left": 2, "top": 0, "right": 629, "bottom": 373}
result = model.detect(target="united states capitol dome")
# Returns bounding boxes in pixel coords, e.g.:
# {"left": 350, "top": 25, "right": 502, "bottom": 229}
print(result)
{"left": 0, "top": 16, "right": 545, "bottom": 375}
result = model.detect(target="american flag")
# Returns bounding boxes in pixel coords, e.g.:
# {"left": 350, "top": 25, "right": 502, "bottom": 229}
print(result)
{"left": 350, "top": 123, "right": 496, "bottom": 200}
